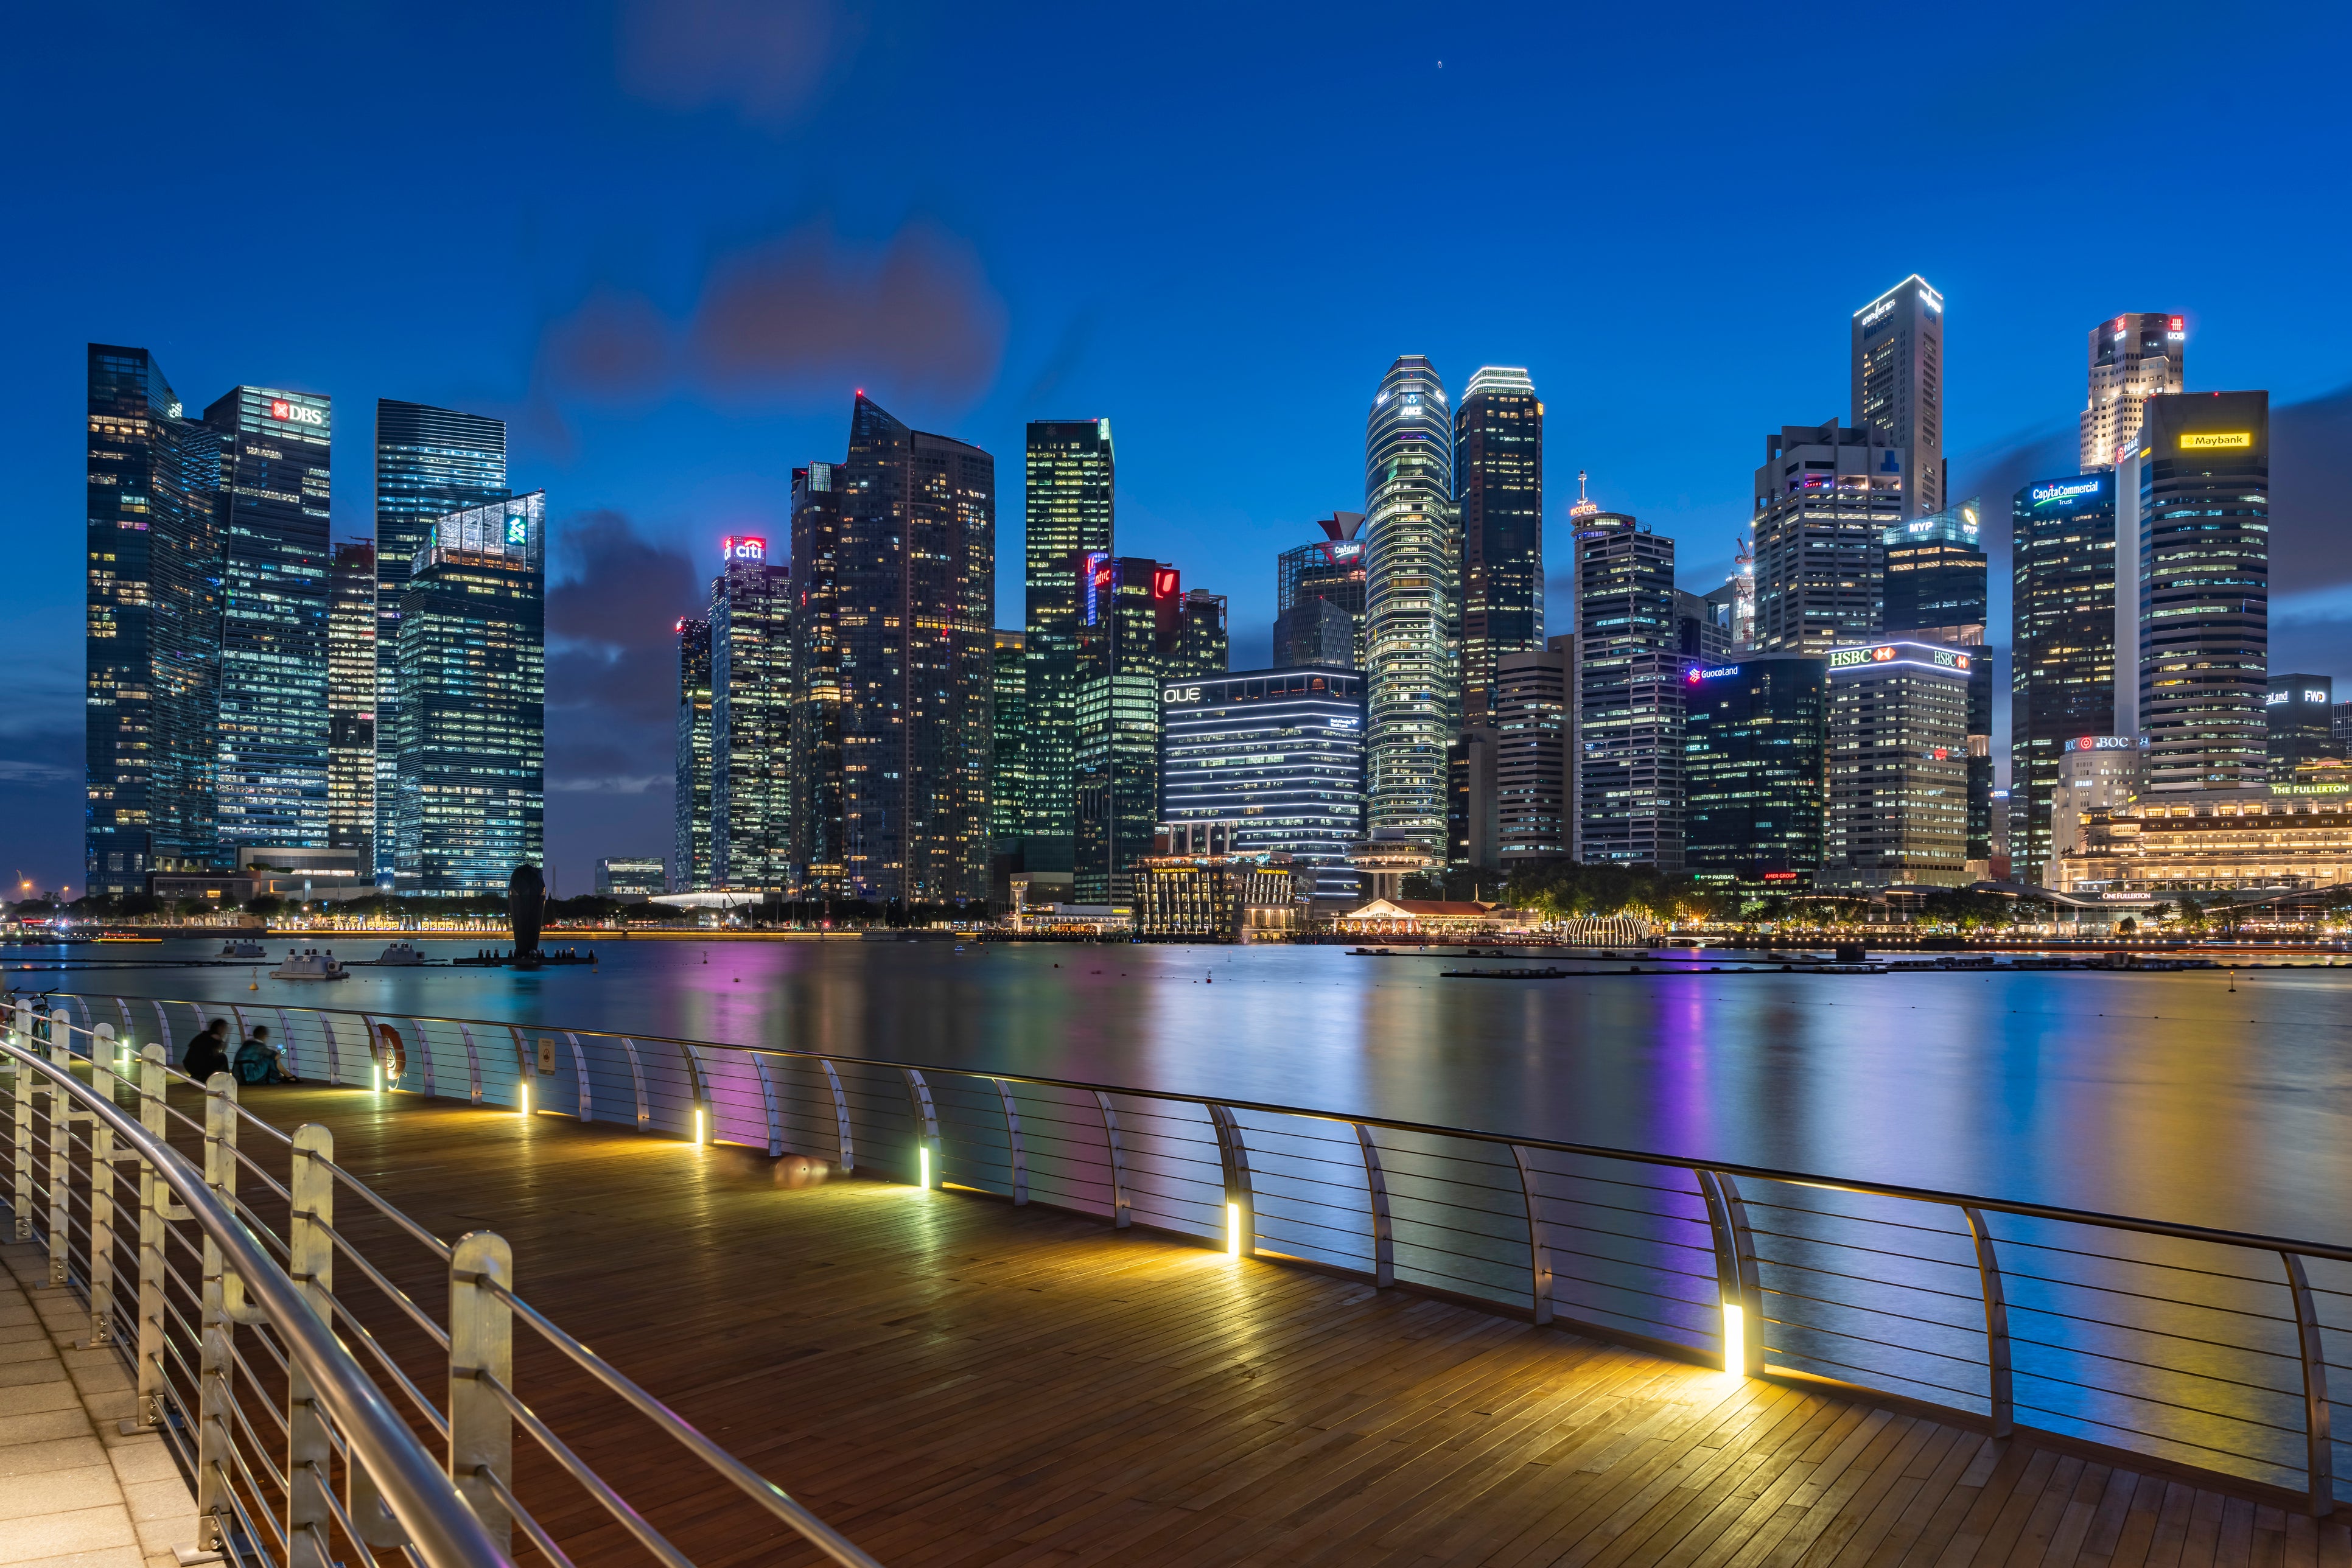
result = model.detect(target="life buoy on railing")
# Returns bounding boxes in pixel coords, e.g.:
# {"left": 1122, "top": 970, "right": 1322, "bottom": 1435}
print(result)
{"left": 375, "top": 1022, "right": 408, "bottom": 1087}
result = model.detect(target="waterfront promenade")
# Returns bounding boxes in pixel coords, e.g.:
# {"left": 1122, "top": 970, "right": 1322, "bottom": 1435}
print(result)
{"left": 213, "top": 1083, "right": 2350, "bottom": 1568}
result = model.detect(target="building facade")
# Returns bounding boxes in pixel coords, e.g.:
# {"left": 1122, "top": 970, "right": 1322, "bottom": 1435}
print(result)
{"left": 1177, "top": 590, "right": 1228, "bottom": 677}
{"left": 788, "top": 463, "right": 844, "bottom": 898}
{"left": 1823, "top": 641, "right": 1972, "bottom": 888}
{"left": 2009, "top": 472, "right": 2118, "bottom": 885}
{"left": 2270, "top": 674, "right": 2335, "bottom": 780}
{"left": 1850, "top": 275, "right": 1944, "bottom": 517}
{"left": 2082, "top": 313, "right": 2185, "bottom": 471}
{"left": 1454, "top": 366, "right": 1544, "bottom": 724}
{"left": 1159, "top": 667, "right": 1366, "bottom": 901}
{"left": 2050, "top": 737, "right": 2148, "bottom": 864}
{"left": 1021, "top": 419, "right": 1114, "bottom": 875}
{"left": 1751, "top": 421, "right": 1900, "bottom": 653}
{"left": 709, "top": 537, "right": 791, "bottom": 892}
{"left": 1575, "top": 513, "right": 1682, "bottom": 869}
{"left": 326, "top": 542, "right": 377, "bottom": 873}
{"left": 1492, "top": 637, "right": 1573, "bottom": 866}
{"left": 1682, "top": 654, "right": 1829, "bottom": 886}
{"left": 672, "top": 615, "right": 713, "bottom": 892}
{"left": 991, "top": 628, "right": 1027, "bottom": 853}
{"left": 595, "top": 858, "right": 666, "bottom": 898}
{"left": 1881, "top": 500, "right": 1993, "bottom": 868}
{"left": 2057, "top": 794, "right": 2352, "bottom": 896}
{"left": 1073, "top": 556, "right": 1184, "bottom": 905}
{"left": 1276, "top": 514, "right": 1368, "bottom": 669}
{"left": 1362, "top": 356, "right": 1457, "bottom": 849}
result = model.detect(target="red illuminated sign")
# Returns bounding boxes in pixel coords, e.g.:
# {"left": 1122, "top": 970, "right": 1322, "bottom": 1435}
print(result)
{"left": 723, "top": 536, "right": 766, "bottom": 562}
{"left": 1762, "top": 871, "right": 1798, "bottom": 883}
{"left": 1152, "top": 568, "right": 1179, "bottom": 600}
{"left": 268, "top": 399, "right": 324, "bottom": 427}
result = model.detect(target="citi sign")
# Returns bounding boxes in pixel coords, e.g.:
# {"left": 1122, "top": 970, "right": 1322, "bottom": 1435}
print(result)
{"left": 268, "top": 399, "right": 324, "bottom": 427}
{"left": 723, "top": 536, "right": 765, "bottom": 562}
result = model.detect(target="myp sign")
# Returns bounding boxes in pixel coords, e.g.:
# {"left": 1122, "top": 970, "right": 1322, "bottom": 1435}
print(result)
{"left": 2030, "top": 478, "right": 2104, "bottom": 508}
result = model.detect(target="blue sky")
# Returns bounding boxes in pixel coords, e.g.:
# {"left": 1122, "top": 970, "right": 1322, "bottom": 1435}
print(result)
{"left": 5, "top": 0, "right": 2349, "bottom": 893}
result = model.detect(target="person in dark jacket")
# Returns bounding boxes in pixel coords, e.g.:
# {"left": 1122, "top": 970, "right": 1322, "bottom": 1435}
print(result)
{"left": 234, "top": 1024, "right": 298, "bottom": 1085}
{"left": 182, "top": 1020, "right": 231, "bottom": 1081}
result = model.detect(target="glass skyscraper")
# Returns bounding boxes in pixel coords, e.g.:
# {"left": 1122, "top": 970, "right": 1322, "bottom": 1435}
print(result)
{"left": 1751, "top": 420, "right": 1899, "bottom": 654}
{"left": 1073, "top": 555, "right": 1184, "bottom": 905}
{"left": 1454, "top": 366, "right": 1544, "bottom": 724}
{"left": 709, "top": 537, "right": 791, "bottom": 892}
{"left": 788, "top": 463, "right": 845, "bottom": 898}
{"left": 327, "top": 541, "right": 379, "bottom": 872}
{"left": 1882, "top": 499, "right": 1993, "bottom": 865}
{"left": 673, "top": 614, "right": 714, "bottom": 892}
{"left": 2009, "top": 472, "right": 2118, "bottom": 885}
{"left": 1275, "top": 513, "right": 1368, "bottom": 670}
{"left": 1682, "top": 654, "right": 1829, "bottom": 886}
{"left": 392, "top": 493, "right": 545, "bottom": 891}
{"left": 1850, "top": 275, "right": 1945, "bottom": 518}
{"left": 1021, "top": 419, "right": 1114, "bottom": 875}
{"left": 1362, "top": 356, "right": 1457, "bottom": 850}
{"left": 1575, "top": 512, "right": 1683, "bottom": 869}
{"left": 1160, "top": 667, "right": 1367, "bottom": 900}
{"left": 990, "top": 629, "right": 1028, "bottom": 853}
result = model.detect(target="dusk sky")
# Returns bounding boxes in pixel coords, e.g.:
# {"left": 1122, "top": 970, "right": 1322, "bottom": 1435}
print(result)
{"left": 7, "top": 1, "right": 2350, "bottom": 894}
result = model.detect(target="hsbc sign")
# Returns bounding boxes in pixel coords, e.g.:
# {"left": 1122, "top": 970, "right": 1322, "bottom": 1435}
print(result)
{"left": 268, "top": 399, "right": 324, "bottom": 427}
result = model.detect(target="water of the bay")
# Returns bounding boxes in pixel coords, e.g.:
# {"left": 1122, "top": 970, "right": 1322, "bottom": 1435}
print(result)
{"left": 23, "top": 936, "right": 2351, "bottom": 1245}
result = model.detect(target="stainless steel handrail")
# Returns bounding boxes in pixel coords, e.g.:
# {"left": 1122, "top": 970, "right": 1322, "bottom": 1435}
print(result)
{"left": 0, "top": 1037, "right": 509, "bottom": 1568}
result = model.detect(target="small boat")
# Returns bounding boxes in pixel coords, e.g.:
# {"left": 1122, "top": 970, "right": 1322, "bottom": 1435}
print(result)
{"left": 1442, "top": 967, "right": 1568, "bottom": 980}
{"left": 270, "top": 948, "right": 350, "bottom": 982}
{"left": 373, "top": 942, "right": 426, "bottom": 966}
{"left": 220, "top": 940, "right": 267, "bottom": 959}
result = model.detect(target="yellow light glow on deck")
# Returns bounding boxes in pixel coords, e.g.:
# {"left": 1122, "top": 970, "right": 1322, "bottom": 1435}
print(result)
{"left": 919, "top": 1146, "right": 931, "bottom": 1190}
{"left": 1721, "top": 1299, "right": 1745, "bottom": 1377}
{"left": 519, "top": 1081, "right": 531, "bottom": 1118}
{"left": 1227, "top": 1202, "right": 1242, "bottom": 1258}
{"left": 371, "top": 1063, "right": 383, "bottom": 1093}
{"left": 692, "top": 1107, "right": 707, "bottom": 1146}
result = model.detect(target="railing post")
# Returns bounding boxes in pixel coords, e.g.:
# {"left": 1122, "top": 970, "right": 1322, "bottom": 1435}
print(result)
{"left": 458, "top": 1022, "right": 483, "bottom": 1105}
{"left": 1206, "top": 1103, "right": 1255, "bottom": 1258}
{"left": 619, "top": 1037, "right": 649, "bottom": 1129}
{"left": 1356, "top": 1124, "right": 1395, "bottom": 1289}
{"left": 9, "top": 1001, "right": 27, "bottom": 1239}
{"left": 822, "top": 1060, "right": 854, "bottom": 1172}
{"left": 130, "top": 1044, "right": 168, "bottom": 1429}
{"left": 197, "top": 1071, "right": 241, "bottom": 1548}
{"left": 1508, "top": 1144, "right": 1551, "bottom": 1323}
{"left": 1696, "top": 1169, "right": 1764, "bottom": 1376}
{"left": 2283, "top": 1251, "right": 2336, "bottom": 1517}
{"left": 288, "top": 1125, "right": 335, "bottom": 1567}
{"left": 993, "top": 1080, "right": 1027, "bottom": 1205}
{"left": 47, "top": 1012, "right": 72, "bottom": 1284}
{"left": 1960, "top": 1206, "right": 2015, "bottom": 1438}
{"left": 1092, "top": 1091, "right": 1129, "bottom": 1229}
{"left": 901, "top": 1068, "right": 939, "bottom": 1187}
{"left": 86, "top": 1087, "right": 115, "bottom": 1348}
{"left": 449, "top": 1231, "right": 514, "bottom": 1555}
{"left": 563, "top": 1032, "right": 592, "bottom": 1121}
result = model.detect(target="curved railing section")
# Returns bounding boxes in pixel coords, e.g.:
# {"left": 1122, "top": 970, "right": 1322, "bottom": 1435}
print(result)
{"left": 47, "top": 989, "right": 2352, "bottom": 1520}
{"left": 3, "top": 999, "right": 883, "bottom": 1568}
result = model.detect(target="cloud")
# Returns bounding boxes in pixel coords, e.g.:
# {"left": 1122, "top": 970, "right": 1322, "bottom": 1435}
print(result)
{"left": 548, "top": 509, "right": 702, "bottom": 656}
{"left": 615, "top": 0, "right": 863, "bottom": 127}
{"left": 2269, "top": 383, "right": 2352, "bottom": 590}
{"left": 543, "top": 511, "right": 702, "bottom": 800}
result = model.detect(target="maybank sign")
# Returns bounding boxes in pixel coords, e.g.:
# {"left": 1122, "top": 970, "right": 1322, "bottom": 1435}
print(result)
{"left": 2030, "top": 478, "right": 2102, "bottom": 506}
{"left": 2180, "top": 432, "right": 2253, "bottom": 450}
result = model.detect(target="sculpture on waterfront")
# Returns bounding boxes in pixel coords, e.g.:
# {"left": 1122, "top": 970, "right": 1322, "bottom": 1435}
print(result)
{"left": 509, "top": 864, "right": 546, "bottom": 957}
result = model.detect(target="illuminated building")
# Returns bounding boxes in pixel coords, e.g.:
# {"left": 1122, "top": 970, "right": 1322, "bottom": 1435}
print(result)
{"left": 1675, "top": 589, "right": 1730, "bottom": 663}
{"left": 1159, "top": 667, "right": 1367, "bottom": 902}
{"left": 1274, "top": 598, "right": 1354, "bottom": 668}
{"left": 85, "top": 344, "right": 225, "bottom": 895}
{"left": 1446, "top": 727, "right": 1498, "bottom": 872}
{"left": 1021, "top": 419, "right": 1114, "bottom": 875}
{"left": 788, "top": 463, "right": 844, "bottom": 897}
{"left": 1362, "top": 355, "right": 1458, "bottom": 849}
{"left": 672, "top": 615, "right": 713, "bottom": 892}
{"left": 1575, "top": 511, "right": 1682, "bottom": 869}
{"left": 595, "top": 858, "right": 666, "bottom": 898}
{"left": 2268, "top": 674, "right": 2334, "bottom": 780}
{"left": 2050, "top": 738, "right": 2147, "bottom": 863}
{"left": 991, "top": 629, "right": 1028, "bottom": 853}
{"left": 209, "top": 386, "right": 334, "bottom": 859}
{"left": 1275, "top": 513, "right": 1368, "bottom": 669}
{"left": 372, "top": 400, "right": 506, "bottom": 880}
{"left": 2133, "top": 392, "right": 2270, "bottom": 794}
{"left": 391, "top": 493, "right": 545, "bottom": 892}
{"left": 2081, "top": 313, "right": 2185, "bottom": 471}
{"left": 1850, "top": 275, "right": 1944, "bottom": 517}
{"left": 1073, "top": 555, "right": 1184, "bottom": 905}
{"left": 1130, "top": 824, "right": 1310, "bottom": 941}
{"left": 1454, "top": 367, "right": 1543, "bottom": 723}
{"left": 327, "top": 542, "right": 377, "bottom": 873}
{"left": 1882, "top": 499, "right": 1993, "bottom": 869}
{"left": 2008, "top": 472, "right": 2116, "bottom": 886}
{"left": 1492, "top": 637, "right": 1573, "bottom": 865}
{"left": 1176, "top": 590, "right": 1228, "bottom": 677}
{"left": 1822, "top": 640, "right": 1972, "bottom": 889}
{"left": 1751, "top": 420, "right": 1900, "bottom": 654}
{"left": 710, "top": 537, "right": 791, "bottom": 892}
{"left": 1682, "top": 654, "right": 1828, "bottom": 886}
{"left": 2057, "top": 793, "right": 2352, "bottom": 895}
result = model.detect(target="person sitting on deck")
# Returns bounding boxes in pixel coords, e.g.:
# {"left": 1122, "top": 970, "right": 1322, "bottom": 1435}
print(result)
{"left": 181, "top": 1019, "right": 231, "bottom": 1082}
{"left": 234, "top": 1024, "right": 300, "bottom": 1086}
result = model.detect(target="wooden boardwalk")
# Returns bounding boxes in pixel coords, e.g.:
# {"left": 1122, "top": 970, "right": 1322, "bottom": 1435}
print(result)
{"left": 227, "top": 1084, "right": 2352, "bottom": 1568}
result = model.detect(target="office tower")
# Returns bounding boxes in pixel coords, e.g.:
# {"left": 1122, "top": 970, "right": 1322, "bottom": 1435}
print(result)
{"left": 1881, "top": 499, "right": 1994, "bottom": 866}
{"left": 1275, "top": 514, "right": 1369, "bottom": 668}
{"left": 820, "top": 394, "right": 995, "bottom": 906}
{"left": 1824, "top": 640, "right": 1973, "bottom": 888}
{"left": 595, "top": 858, "right": 666, "bottom": 898}
{"left": 1682, "top": 654, "right": 1830, "bottom": 886}
{"left": 788, "top": 463, "right": 845, "bottom": 898}
{"left": 1454, "top": 367, "right": 1544, "bottom": 723}
{"left": 2009, "top": 472, "right": 2118, "bottom": 885}
{"left": 1574, "top": 512, "right": 1682, "bottom": 869}
{"left": 1072, "top": 555, "right": 1183, "bottom": 904}
{"left": 1751, "top": 420, "right": 1900, "bottom": 653}
{"left": 2136, "top": 392, "right": 2270, "bottom": 793}
{"left": 991, "top": 629, "right": 1028, "bottom": 852}
{"left": 1021, "top": 419, "right": 1114, "bottom": 876}
{"left": 1491, "top": 636, "right": 1575, "bottom": 865}
{"left": 1850, "top": 275, "right": 1944, "bottom": 517}
{"left": 207, "top": 387, "right": 333, "bottom": 860}
{"left": 85, "top": 345, "right": 226, "bottom": 895}
{"left": 2267, "top": 676, "right": 2333, "bottom": 780}
{"left": 1363, "top": 356, "right": 1458, "bottom": 848}
{"left": 1160, "top": 667, "right": 1367, "bottom": 900}
{"left": 2082, "top": 314, "right": 2185, "bottom": 470}
{"left": 326, "top": 542, "right": 378, "bottom": 873}
{"left": 2050, "top": 738, "right": 2148, "bottom": 864}
{"left": 373, "top": 401, "right": 507, "bottom": 880}
{"left": 1175, "top": 590, "right": 1228, "bottom": 677}
{"left": 672, "top": 615, "right": 714, "bottom": 892}
{"left": 391, "top": 494, "right": 545, "bottom": 892}
{"left": 2333, "top": 702, "right": 2352, "bottom": 759}
{"left": 1674, "top": 589, "right": 1730, "bottom": 663}
{"left": 1273, "top": 598, "right": 1355, "bottom": 668}
{"left": 1446, "top": 728, "right": 1499, "bottom": 872}
{"left": 708, "top": 537, "right": 791, "bottom": 892}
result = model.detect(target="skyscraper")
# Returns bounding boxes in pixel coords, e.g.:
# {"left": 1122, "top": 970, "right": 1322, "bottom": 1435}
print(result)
{"left": 788, "top": 462, "right": 844, "bottom": 898}
{"left": 85, "top": 345, "right": 225, "bottom": 895}
{"left": 373, "top": 401, "right": 507, "bottom": 880}
{"left": 1175, "top": 590, "right": 1228, "bottom": 677}
{"left": 327, "top": 542, "right": 378, "bottom": 873}
{"left": 1850, "top": 275, "right": 1944, "bottom": 517}
{"left": 990, "top": 629, "right": 1028, "bottom": 855}
{"left": 1362, "top": 356, "right": 1457, "bottom": 849}
{"left": 1454, "top": 367, "right": 1544, "bottom": 723}
{"left": 2135, "top": 391, "right": 2270, "bottom": 794}
{"left": 1021, "top": 419, "right": 1114, "bottom": 876}
{"left": 1160, "top": 667, "right": 1367, "bottom": 901}
{"left": 1682, "top": 654, "right": 1829, "bottom": 886}
{"left": 2268, "top": 674, "right": 2334, "bottom": 780}
{"left": 673, "top": 615, "right": 714, "bottom": 892}
{"left": 1491, "top": 637, "right": 1575, "bottom": 866}
{"left": 1275, "top": 513, "right": 1368, "bottom": 668}
{"left": 1824, "top": 640, "right": 1972, "bottom": 888}
{"left": 1575, "top": 512, "right": 1682, "bottom": 869}
{"left": 1072, "top": 555, "right": 1184, "bottom": 905}
{"left": 2009, "top": 472, "right": 2117, "bottom": 885}
{"left": 1751, "top": 420, "right": 1901, "bottom": 654}
{"left": 2081, "top": 313, "right": 2185, "bottom": 471}
{"left": 709, "top": 536, "right": 791, "bottom": 892}
{"left": 208, "top": 386, "right": 333, "bottom": 860}
{"left": 1882, "top": 499, "right": 1993, "bottom": 866}
{"left": 391, "top": 494, "right": 545, "bottom": 892}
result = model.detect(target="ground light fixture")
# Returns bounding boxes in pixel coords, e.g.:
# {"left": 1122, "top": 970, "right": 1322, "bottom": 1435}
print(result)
{"left": 918, "top": 1144, "right": 931, "bottom": 1190}
{"left": 371, "top": 1062, "right": 383, "bottom": 1093}
{"left": 1227, "top": 1202, "right": 1243, "bottom": 1258}
{"left": 1721, "top": 1297, "right": 1746, "bottom": 1377}
{"left": 519, "top": 1080, "right": 531, "bottom": 1118}
{"left": 693, "top": 1106, "right": 708, "bottom": 1146}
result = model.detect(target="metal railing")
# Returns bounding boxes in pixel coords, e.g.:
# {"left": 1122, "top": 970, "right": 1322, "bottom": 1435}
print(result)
{"left": 47, "top": 989, "right": 2351, "bottom": 1520}
{"left": 2, "top": 999, "right": 884, "bottom": 1568}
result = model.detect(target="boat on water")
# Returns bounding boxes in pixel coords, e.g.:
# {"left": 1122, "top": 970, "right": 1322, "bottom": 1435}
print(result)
{"left": 94, "top": 931, "right": 161, "bottom": 943}
{"left": 270, "top": 948, "right": 350, "bottom": 982}
{"left": 373, "top": 942, "right": 427, "bottom": 966}
{"left": 220, "top": 940, "right": 267, "bottom": 959}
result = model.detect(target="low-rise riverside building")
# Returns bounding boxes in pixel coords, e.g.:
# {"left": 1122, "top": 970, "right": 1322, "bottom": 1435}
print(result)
{"left": 2056, "top": 793, "right": 2352, "bottom": 894}
{"left": 1129, "top": 822, "right": 1310, "bottom": 941}
{"left": 1332, "top": 898, "right": 1539, "bottom": 937}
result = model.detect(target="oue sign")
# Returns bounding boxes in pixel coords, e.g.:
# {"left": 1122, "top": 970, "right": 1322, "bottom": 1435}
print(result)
{"left": 1163, "top": 686, "right": 1202, "bottom": 704}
